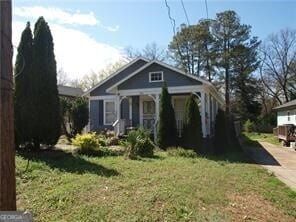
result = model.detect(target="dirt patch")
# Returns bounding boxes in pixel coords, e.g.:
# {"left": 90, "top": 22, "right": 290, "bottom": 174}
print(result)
{"left": 225, "top": 192, "right": 294, "bottom": 221}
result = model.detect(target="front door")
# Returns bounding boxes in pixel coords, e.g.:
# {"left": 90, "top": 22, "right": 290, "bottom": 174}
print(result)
{"left": 142, "top": 100, "right": 155, "bottom": 132}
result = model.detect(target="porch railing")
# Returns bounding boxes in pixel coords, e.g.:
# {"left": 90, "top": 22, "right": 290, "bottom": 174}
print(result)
{"left": 112, "top": 119, "right": 126, "bottom": 137}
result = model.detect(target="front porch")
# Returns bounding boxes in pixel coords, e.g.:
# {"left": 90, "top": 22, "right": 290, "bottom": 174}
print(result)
{"left": 112, "top": 88, "right": 217, "bottom": 140}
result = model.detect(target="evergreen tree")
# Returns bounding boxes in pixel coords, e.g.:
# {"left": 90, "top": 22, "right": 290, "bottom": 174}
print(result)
{"left": 213, "top": 109, "right": 228, "bottom": 154}
{"left": 157, "top": 83, "right": 177, "bottom": 149}
{"left": 212, "top": 10, "right": 259, "bottom": 116}
{"left": 14, "top": 22, "right": 33, "bottom": 147}
{"left": 60, "top": 97, "right": 89, "bottom": 139}
{"left": 30, "top": 17, "right": 60, "bottom": 148}
{"left": 182, "top": 94, "right": 203, "bottom": 152}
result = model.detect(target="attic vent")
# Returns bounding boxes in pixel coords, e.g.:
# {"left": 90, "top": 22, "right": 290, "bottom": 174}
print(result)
{"left": 149, "top": 71, "right": 163, "bottom": 82}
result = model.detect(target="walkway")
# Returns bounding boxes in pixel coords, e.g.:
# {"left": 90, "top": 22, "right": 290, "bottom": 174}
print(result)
{"left": 244, "top": 141, "right": 296, "bottom": 191}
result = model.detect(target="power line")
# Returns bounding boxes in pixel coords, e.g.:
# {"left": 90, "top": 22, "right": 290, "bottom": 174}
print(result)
{"left": 164, "top": 0, "right": 177, "bottom": 36}
{"left": 180, "top": 0, "right": 190, "bottom": 26}
{"left": 205, "top": 0, "right": 209, "bottom": 19}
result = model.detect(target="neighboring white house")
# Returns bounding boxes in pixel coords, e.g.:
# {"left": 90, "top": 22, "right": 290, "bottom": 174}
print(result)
{"left": 84, "top": 57, "right": 224, "bottom": 139}
{"left": 273, "top": 99, "right": 296, "bottom": 126}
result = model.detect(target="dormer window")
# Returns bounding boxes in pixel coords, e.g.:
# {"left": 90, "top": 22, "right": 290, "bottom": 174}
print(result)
{"left": 149, "top": 71, "right": 163, "bottom": 82}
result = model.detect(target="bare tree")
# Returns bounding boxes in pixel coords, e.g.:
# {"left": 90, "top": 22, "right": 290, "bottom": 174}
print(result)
{"left": 260, "top": 28, "right": 296, "bottom": 104}
{"left": 57, "top": 68, "right": 70, "bottom": 85}
{"left": 70, "top": 59, "right": 127, "bottom": 91}
{"left": 124, "top": 42, "right": 168, "bottom": 62}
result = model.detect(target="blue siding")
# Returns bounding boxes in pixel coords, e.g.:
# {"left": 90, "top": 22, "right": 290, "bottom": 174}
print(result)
{"left": 90, "top": 100, "right": 112, "bottom": 131}
{"left": 118, "top": 63, "right": 202, "bottom": 90}
{"left": 90, "top": 59, "right": 148, "bottom": 96}
{"left": 121, "top": 98, "right": 129, "bottom": 120}
{"left": 132, "top": 96, "right": 139, "bottom": 126}
{"left": 90, "top": 100, "right": 99, "bottom": 131}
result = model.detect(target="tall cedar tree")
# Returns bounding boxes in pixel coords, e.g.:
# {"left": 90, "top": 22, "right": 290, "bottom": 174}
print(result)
{"left": 182, "top": 94, "right": 203, "bottom": 152}
{"left": 30, "top": 17, "right": 60, "bottom": 148}
{"left": 157, "top": 83, "right": 177, "bottom": 149}
{"left": 213, "top": 109, "right": 228, "bottom": 154}
{"left": 14, "top": 22, "right": 33, "bottom": 146}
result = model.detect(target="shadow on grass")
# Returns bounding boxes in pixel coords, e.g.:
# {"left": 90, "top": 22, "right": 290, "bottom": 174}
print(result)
{"left": 17, "top": 149, "right": 120, "bottom": 177}
{"left": 240, "top": 134, "right": 281, "bottom": 166}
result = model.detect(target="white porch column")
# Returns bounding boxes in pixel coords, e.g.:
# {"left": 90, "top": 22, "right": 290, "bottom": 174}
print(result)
{"left": 128, "top": 97, "right": 132, "bottom": 126}
{"left": 201, "top": 91, "right": 206, "bottom": 138}
{"left": 116, "top": 95, "right": 120, "bottom": 121}
{"left": 155, "top": 94, "right": 160, "bottom": 121}
{"left": 155, "top": 94, "right": 160, "bottom": 143}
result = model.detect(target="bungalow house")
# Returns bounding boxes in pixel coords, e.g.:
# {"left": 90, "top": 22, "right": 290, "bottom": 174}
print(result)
{"left": 84, "top": 57, "right": 224, "bottom": 139}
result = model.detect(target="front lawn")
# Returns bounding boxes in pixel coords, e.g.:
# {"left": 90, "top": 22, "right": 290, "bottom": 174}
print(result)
{"left": 16, "top": 149, "right": 295, "bottom": 221}
{"left": 243, "top": 132, "right": 280, "bottom": 146}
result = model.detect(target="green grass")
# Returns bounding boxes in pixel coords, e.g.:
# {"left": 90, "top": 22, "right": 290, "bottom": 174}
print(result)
{"left": 16, "top": 149, "right": 295, "bottom": 221}
{"left": 243, "top": 132, "right": 281, "bottom": 146}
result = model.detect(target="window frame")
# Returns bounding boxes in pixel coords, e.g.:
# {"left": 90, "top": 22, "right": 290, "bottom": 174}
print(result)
{"left": 104, "top": 100, "right": 116, "bottom": 125}
{"left": 149, "top": 71, "right": 164, "bottom": 83}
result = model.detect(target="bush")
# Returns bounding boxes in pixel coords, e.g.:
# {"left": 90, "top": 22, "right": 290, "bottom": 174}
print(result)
{"left": 157, "top": 83, "right": 177, "bottom": 149}
{"left": 72, "top": 133, "right": 100, "bottom": 155}
{"left": 124, "top": 128, "right": 155, "bottom": 159}
{"left": 243, "top": 119, "right": 254, "bottom": 133}
{"left": 214, "top": 109, "right": 228, "bottom": 154}
{"left": 182, "top": 94, "right": 203, "bottom": 152}
{"left": 167, "top": 147, "right": 197, "bottom": 158}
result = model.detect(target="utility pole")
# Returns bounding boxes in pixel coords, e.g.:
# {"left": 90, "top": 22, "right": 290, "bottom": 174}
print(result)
{"left": 0, "top": 0, "right": 16, "bottom": 210}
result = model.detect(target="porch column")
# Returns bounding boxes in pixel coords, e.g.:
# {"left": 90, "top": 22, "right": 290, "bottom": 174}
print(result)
{"left": 128, "top": 97, "right": 132, "bottom": 126}
{"left": 116, "top": 95, "right": 120, "bottom": 121}
{"left": 155, "top": 94, "right": 160, "bottom": 121}
{"left": 201, "top": 91, "right": 206, "bottom": 138}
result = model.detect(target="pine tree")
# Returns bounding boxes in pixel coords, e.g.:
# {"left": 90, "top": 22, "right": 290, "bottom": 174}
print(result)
{"left": 157, "top": 83, "right": 177, "bottom": 149}
{"left": 213, "top": 109, "right": 228, "bottom": 154}
{"left": 182, "top": 94, "right": 203, "bottom": 152}
{"left": 14, "top": 22, "right": 33, "bottom": 147}
{"left": 30, "top": 17, "right": 60, "bottom": 148}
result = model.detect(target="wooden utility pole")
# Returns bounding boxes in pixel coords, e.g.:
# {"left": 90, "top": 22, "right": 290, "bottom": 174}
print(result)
{"left": 0, "top": 0, "right": 16, "bottom": 210}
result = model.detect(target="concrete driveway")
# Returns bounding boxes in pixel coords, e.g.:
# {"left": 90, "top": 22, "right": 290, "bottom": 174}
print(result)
{"left": 244, "top": 141, "right": 296, "bottom": 191}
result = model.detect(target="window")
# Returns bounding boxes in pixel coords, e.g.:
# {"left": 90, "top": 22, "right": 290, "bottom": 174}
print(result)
{"left": 149, "top": 71, "right": 163, "bottom": 82}
{"left": 288, "top": 111, "right": 290, "bottom": 121}
{"left": 104, "top": 101, "right": 116, "bottom": 125}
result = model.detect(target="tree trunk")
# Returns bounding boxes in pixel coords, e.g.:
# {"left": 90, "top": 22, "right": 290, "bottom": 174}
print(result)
{"left": 0, "top": 0, "right": 16, "bottom": 210}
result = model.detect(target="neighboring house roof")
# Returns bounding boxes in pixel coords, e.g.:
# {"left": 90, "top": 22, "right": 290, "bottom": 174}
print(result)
{"left": 273, "top": 99, "right": 296, "bottom": 111}
{"left": 58, "top": 85, "right": 83, "bottom": 97}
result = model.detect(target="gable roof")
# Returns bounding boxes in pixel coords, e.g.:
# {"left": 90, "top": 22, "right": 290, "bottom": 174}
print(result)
{"left": 273, "top": 99, "right": 296, "bottom": 111}
{"left": 83, "top": 57, "right": 149, "bottom": 96}
{"left": 106, "top": 60, "right": 211, "bottom": 93}
{"left": 58, "top": 85, "right": 83, "bottom": 97}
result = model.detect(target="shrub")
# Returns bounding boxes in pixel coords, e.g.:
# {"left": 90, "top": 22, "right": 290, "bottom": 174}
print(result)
{"left": 124, "top": 128, "right": 155, "bottom": 159}
{"left": 182, "top": 94, "right": 203, "bottom": 152}
{"left": 72, "top": 133, "right": 100, "bottom": 155}
{"left": 167, "top": 147, "right": 197, "bottom": 158}
{"left": 214, "top": 109, "right": 228, "bottom": 154}
{"left": 244, "top": 119, "right": 254, "bottom": 133}
{"left": 157, "top": 83, "right": 177, "bottom": 149}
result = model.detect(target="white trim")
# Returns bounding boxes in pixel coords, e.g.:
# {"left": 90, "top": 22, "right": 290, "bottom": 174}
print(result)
{"left": 83, "top": 57, "right": 149, "bottom": 96}
{"left": 118, "top": 85, "right": 204, "bottom": 96}
{"left": 149, "top": 71, "right": 164, "bottom": 83}
{"left": 89, "top": 95, "right": 117, "bottom": 100}
{"left": 103, "top": 100, "right": 116, "bottom": 125}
